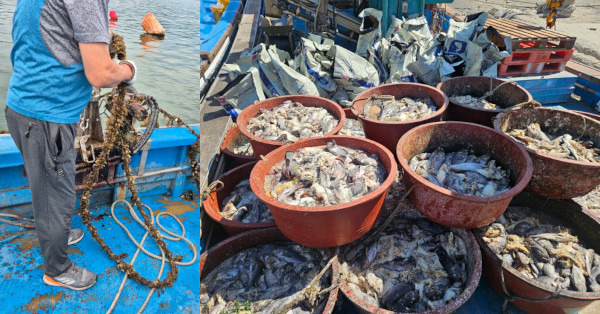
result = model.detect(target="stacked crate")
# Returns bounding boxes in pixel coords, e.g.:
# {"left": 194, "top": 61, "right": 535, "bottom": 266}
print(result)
{"left": 484, "top": 19, "right": 576, "bottom": 77}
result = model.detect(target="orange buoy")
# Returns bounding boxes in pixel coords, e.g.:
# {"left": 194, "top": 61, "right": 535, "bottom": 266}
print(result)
{"left": 109, "top": 10, "right": 118, "bottom": 20}
{"left": 141, "top": 13, "right": 165, "bottom": 36}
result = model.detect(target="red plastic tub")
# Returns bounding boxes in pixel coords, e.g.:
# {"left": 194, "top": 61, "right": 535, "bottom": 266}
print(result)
{"left": 343, "top": 107, "right": 357, "bottom": 119}
{"left": 351, "top": 83, "right": 449, "bottom": 154}
{"left": 237, "top": 95, "right": 345, "bottom": 159}
{"left": 575, "top": 110, "right": 600, "bottom": 121}
{"left": 249, "top": 136, "right": 398, "bottom": 248}
{"left": 475, "top": 191, "right": 600, "bottom": 313}
{"left": 340, "top": 228, "right": 482, "bottom": 313}
{"left": 220, "top": 125, "right": 255, "bottom": 165}
{"left": 396, "top": 121, "right": 533, "bottom": 228}
{"left": 494, "top": 107, "right": 600, "bottom": 199}
{"left": 437, "top": 76, "right": 532, "bottom": 127}
{"left": 200, "top": 227, "right": 340, "bottom": 313}
{"left": 202, "top": 162, "right": 276, "bottom": 236}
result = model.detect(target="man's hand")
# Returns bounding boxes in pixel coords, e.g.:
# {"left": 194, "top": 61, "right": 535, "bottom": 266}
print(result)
{"left": 79, "top": 42, "right": 135, "bottom": 88}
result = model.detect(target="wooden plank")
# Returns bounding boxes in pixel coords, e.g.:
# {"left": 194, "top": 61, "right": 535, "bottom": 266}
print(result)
{"left": 486, "top": 18, "right": 575, "bottom": 42}
{"left": 485, "top": 18, "right": 577, "bottom": 50}
{"left": 444, "top": 5, "right": 464, "bottom": 21}
{"left": 566, "top": 61, "right": 600, "bottom": 88}
{"left": 209, "top": 24, "right": 234, "bottom": 61}
{"left": 492, "top": 20, "right": 551, "bottom": 41}
{"left": 503, "top": 19, "right": 571, "bottom": 39}
{"left": 488, "top": 20, "right": 539, "bottom": 39}
{"left": 490, "top": 23, "right": 539, "bottom": 41}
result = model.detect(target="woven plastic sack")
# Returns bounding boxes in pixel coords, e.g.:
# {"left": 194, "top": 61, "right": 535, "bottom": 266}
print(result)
{"left": 328, "top": 44, "right": 380, "bottom": 100}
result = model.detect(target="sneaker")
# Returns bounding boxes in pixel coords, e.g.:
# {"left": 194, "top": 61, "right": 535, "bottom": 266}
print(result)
{"left": 43, "top": 264, "right": 97, "bottom": 291}
{"left": 68, "top": 229, "right": 84, "bottom": 246}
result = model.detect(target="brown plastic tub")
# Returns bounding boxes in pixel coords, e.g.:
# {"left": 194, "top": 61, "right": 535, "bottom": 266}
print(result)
{"left": 396, "top": 121, "right": 533, "bottom": 228}
{"left": 220, "top": 125, "right": 255, "bottom": 165}
{"left": 237, "top": 95, "right": 345, "bottom": 158}
{"left": 575, "top": 110, "right": 600, "bottom": 121}
{"left": 249, "top": 136, "right": 398, "bottom": 248}
{"left": 474, "top": 191, "right": 600, "bottom": 313}
{"left": 202, "top": 162, "right": 276, "bottom": 236}
{"left": 494, "top": 107, "right": 600, "bottom": 199}
{"left": 200, "top": 227, "right": 340, "bottom": 313}
{"left": 340, "top": 228, "right": 482, "bottom": 313}
{"left": 437, "top": 76, "right": 532, "bottom": 127}
{"left": 351, "top": 83, "right": 448, "bottom": 154}
{"left": 343, "top": 107, "right": 357, "bottom": 119}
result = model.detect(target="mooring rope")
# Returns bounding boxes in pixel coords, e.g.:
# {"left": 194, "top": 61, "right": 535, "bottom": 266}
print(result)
{"left": 106, "top": 199, "right": 197, "bottom": 314}
{"left": 0, "top": 213, "right": 35, "bottom": 229}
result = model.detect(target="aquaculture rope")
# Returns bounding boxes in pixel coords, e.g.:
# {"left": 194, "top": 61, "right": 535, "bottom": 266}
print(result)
{"left": 0, "top": 213, "right": 35, "bottom": 229}
{"left": 78, "top": 34, "right": 183, "bottom": 290}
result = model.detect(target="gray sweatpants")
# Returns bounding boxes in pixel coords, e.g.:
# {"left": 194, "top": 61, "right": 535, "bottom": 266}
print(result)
{"left": 5, "top": 106, "right": 77, "bottom": 277}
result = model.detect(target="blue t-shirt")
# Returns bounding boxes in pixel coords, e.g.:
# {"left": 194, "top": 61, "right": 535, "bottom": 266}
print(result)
{"left": 6, "top": 0, "right": 109, "bottom": 124}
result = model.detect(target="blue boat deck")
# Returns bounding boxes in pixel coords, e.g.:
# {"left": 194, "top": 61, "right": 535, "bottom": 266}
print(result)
{"left": 0, "top": 125, "right": 200, "bottom": 312}
{"left": 0, "top": 196, "right": 200, "bottom": 313}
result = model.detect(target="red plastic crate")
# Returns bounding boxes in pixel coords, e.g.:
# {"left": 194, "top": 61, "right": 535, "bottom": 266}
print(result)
{"left": 501, "top": 48, "right": 574, "bottom": 65}
{"left": 498, "top": 60, "right": 568, "bottom": 76}
{"left": 531, "top": 61, "right": 568, "bottom": 74}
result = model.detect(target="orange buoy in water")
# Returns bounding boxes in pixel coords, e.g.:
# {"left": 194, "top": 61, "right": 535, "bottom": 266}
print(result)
{"left": 141, "top": 13, "right": 165, "bottom": 36}
{"left": 109, "top": 10, "right": 118, "bottom": 20}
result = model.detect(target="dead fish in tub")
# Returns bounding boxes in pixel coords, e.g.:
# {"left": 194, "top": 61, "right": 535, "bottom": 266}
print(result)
{"left": 231, "top": 132, "right": 253, "bottom": 156}
{"left": 409, "top": 148, "right": 511, "bottom": 197}
{"left": 450, "top": 95, "right": 498, "bottom": 110}
{"left": 247, "top": 100, "right": 339, "bottom": 143}
{"left": 338, "top": 118, "right": 365, "bottom": 138}
{"left": 574, "top": 185, "right": 600, "bottom": 216}
{"left": 221, "top": 179, "right": 273, "bottom": 223}
{"left": 263, "top": 140, "right": 387, "bottom": 207}
{"left": 200, "top": 242, "right": 332, "bottom": 313}
{"left": 362, "top": 95, "right": 437, "bottom": 122}
{"left": 479, "top": 207, "right": 600, "bottom": 293}
{"left": 340, "top": 217, "right": 468, "bottom": 312}
{"left": 507, "top": 123, "right": 600, "bottom": 163}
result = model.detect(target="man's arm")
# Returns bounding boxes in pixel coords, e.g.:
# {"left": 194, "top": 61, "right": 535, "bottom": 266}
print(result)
{"left": 79, "top": 42, "right": 133, "bottom": 88}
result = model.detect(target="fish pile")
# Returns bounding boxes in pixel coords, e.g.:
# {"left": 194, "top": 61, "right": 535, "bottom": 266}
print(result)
{"left": 362, "top": 95, "right": 437, "bottom": 122}
{"left": 575, "top": 185, "right": 600, "bottom": 217}
{"left": 247, "top": 100, "right": 339, "bottom": 143}
{"left": 480, "top": 207, "right": 600, "bottom": 293}
{"left": 507, "top": 123, "right": 600, "bottom": 162}
{"left": 221, "top": 180, "right": 273, "bottom": 223}
{"left": 264, "top": 141, "right": 387, "bottom": 206}
{"left": 409, "top": 148, "right": 512, "bottom": 196}
{"left": 341, "top": 217, "right": 469, "bottom": 312}
{"left": 449, "top": 95, "right": 498, "bottom": 110}
{"left": 338, "top": 118, "right": 365, "bottom": 138}
{"left": 200, "top": 242, "right": 332, "bottom": 313}
{"left": 231, "top": 132, "right": 253, "bottom": 156}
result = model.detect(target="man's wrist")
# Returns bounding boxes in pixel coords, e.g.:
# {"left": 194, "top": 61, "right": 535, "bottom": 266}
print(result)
{"left": 121, "top": 63, "right": 134, "bottom": 80}
{"left": 118, "top": 60, "right": 136, "bottom": 84}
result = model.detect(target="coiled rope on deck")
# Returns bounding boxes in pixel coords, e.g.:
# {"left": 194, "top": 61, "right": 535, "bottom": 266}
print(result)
{"left": 106, "top": 200, "right": 197, "bottom": 314}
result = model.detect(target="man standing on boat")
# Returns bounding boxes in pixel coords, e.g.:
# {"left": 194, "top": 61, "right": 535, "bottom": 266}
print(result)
{"left": 4, "top": 1, "right": 136, "bottom": 290}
